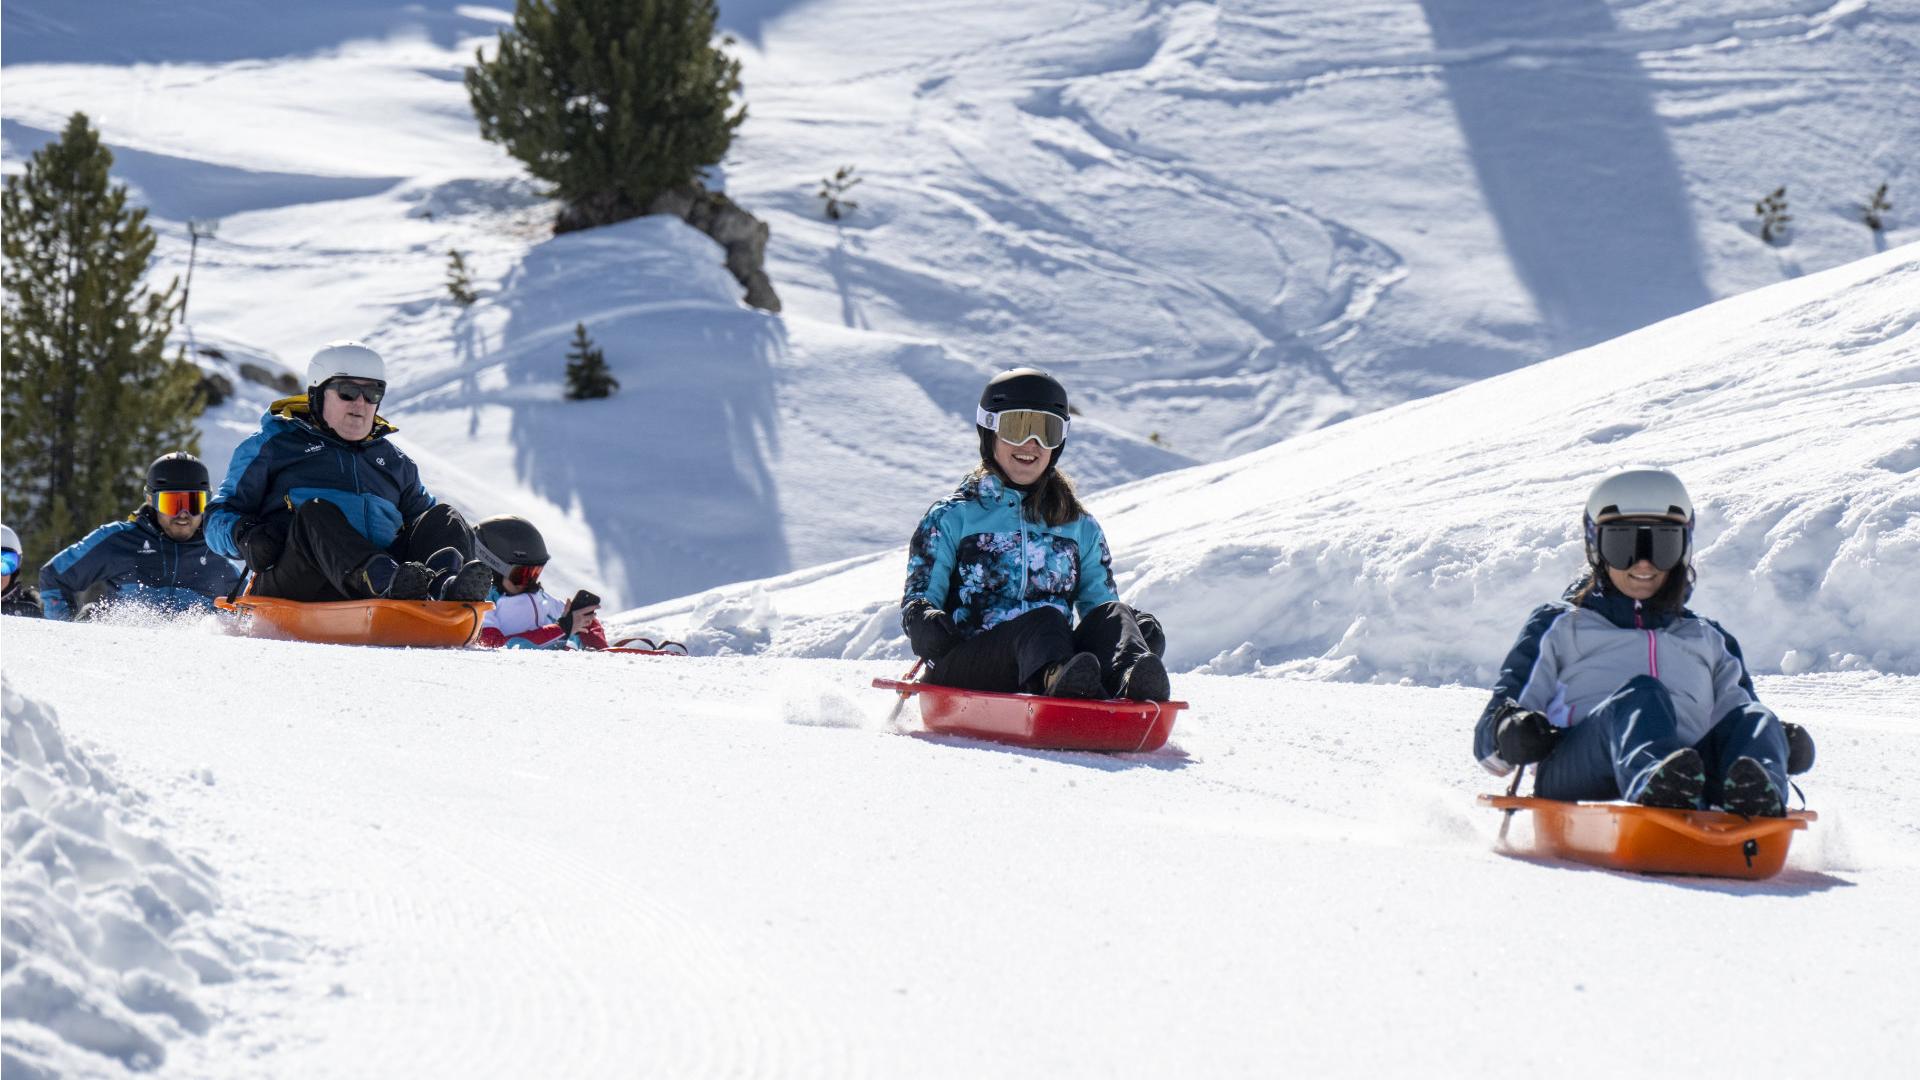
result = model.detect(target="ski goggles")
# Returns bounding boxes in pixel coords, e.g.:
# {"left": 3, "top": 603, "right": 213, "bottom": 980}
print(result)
{"left": 327, "top": 379, "right": 386, "bottom": 405}
{"left": 154, "top": 490, "right": 209, "bottom": 517}
{"left": 1594, "top": 521, "right": 1689, "bottom": 573}
{"left": 507, "top": 563, "right": 543, "bottom": 589}
{"left": 1, "top": 551, "right": 19, "bottom": 576}
{"left": 976, "top": 406, "right": 1068, "bottom": 449}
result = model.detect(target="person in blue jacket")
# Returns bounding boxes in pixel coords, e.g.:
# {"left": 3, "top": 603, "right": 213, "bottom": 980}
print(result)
{"left": 1473, "top": 469, "right": 1813, "bottom": 817}
{"left": 38, "top": 453, "right": 243, "bottom": 621}
{"left": 900, "top": 368, "right": 1170, "bottom": 701}
{"left": 3, "top": 524, "right": 45, "bottom": 618}
{"left": 205, "top": 341, "right": 492, "bottom": 603}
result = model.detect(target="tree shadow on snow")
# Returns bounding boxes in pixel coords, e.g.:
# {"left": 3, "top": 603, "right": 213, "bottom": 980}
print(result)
{"left": 1417, "top": 0, "right": 1712, "bottom": 352}
{"left": 486, "top": 223, "right": 792, "bottom": 607}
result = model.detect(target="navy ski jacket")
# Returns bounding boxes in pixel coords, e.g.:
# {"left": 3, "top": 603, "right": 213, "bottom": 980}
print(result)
{"left": 1472, "top": 575, "right": 1762, "bottom": 775}
{"left": 38, "top": 507, "right": 243, "bottom": 621}
{"left": 206, "top": 396, "right": 436, "bottom": 561}
{"left": 903, "top": 471, "right": 1120, "bottom": 639}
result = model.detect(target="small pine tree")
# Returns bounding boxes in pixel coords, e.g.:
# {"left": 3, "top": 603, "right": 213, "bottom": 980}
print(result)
{"left": 466, "top": 0, "right": 745, "bottom": 232}
{"left": 817, "top": 165, "right": 862, "bottom": 221}
{"left": 564, "top": 322, "right": 619, "bottom": 400}
{"left": 2, "top": 112, "right": 200, "bottom": 559}
{"left": 1862, "top": 182, "right": 1892, "bottom": 233}
{"left": 1755, "top": 185, "right": 1791, "bottom": 244}
{"left": 446, "top": 249, "right": 478, "bottom": 306}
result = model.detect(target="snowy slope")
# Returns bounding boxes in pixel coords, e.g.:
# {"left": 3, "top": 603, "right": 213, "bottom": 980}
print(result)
{"left": 624, "top": 244, "right": 1920, "bottom": 680}
{"left": 4, "top": 622, "right": 1917, "bottom": 1078}
{"left": 6, "top": 1, "right": 1917, "bottom": 605}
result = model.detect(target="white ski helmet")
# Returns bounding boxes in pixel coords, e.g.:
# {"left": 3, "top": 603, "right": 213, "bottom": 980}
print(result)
{"left": 1583, "top": 468, "right": 1694, "bottom": 568}
{"left": 1, "top": 523, "right": 20, "bottom": 556}
{"left": 306, "top": 340, "right": 386, "bottom": 394}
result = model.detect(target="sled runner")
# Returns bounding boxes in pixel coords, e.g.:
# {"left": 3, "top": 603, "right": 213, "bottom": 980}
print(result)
{"left": 874, "top": 677, "right": 1185, "bottom": 752}
{"left": 216, "top": 594, "right": 491, "bottom": 648}
{"left": 609, "top": 636, "right": 690, "bottom": 656}
{"left": 1478, "top": 794, "right": 1815, "bottom": 880}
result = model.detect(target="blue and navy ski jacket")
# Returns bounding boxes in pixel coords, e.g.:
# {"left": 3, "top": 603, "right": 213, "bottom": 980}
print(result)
{"left": 206, "top": 396, "right": 436, "bottom": 561}
{"left": 1472, "top": 575, "right": 1763, "bottom": 775}
{"left": 38, "top": 507, "right": 243, "bottom": 621}
{"left": 903, "top": 471, "right": 1120, "bottom": 639}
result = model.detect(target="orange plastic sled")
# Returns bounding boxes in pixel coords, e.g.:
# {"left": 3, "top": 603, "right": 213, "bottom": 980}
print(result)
{"left": 1479, "top": 795, "right": 1815, "bottom": 880}
{"left": 216, "top": 595, "right": 491, "bottom": 648}
{"left": 874, "top": 678, "right": 1186, "bottom": 753}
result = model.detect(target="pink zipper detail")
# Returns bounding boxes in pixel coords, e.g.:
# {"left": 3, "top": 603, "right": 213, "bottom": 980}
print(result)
{"left": 1646, "top": 629, "right": 1660, "bottom": 678}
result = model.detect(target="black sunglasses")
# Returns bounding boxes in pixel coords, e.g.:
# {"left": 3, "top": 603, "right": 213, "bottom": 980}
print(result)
{"left": 1596, "top": 522, "right": 1689, "bottom": 573}
{"left": 329, "top": 380, "right": 385, "bottom": 405}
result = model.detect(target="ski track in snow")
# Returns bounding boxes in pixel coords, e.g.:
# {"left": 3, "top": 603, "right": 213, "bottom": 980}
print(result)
{"left": 3, "top": 620, "right": 1917, "bottom": 1076}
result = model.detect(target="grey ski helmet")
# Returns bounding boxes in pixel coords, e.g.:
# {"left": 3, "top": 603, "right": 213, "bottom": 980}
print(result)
{"left": 147, "top": 452, "right": 210, "bottom": 493}
{"left": 307, "top": 340, "right": 386, "bottom": 397}
{"left": 976, "top": 367, "right": 1071, "bottom": 470}
{"left": 474, "top": 515, "right": 551, "bottom": 576}
{"left": 1583, "top": 469, "right": 1694, "bottom": 567}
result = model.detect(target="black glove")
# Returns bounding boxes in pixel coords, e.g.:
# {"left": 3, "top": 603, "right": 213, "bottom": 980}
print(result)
{"left": 1784, "top": 722, "right": 1815, "bottom": 776}
{"left": 236, "top": 519, "right": 288, "bottom": 573}
{"left": 560, "top": 589, "right": 601, "bottom": 636}
{"left": 1135, "top": 610, "right": 1166, "bottom": 657}
{"left": 1493, "top": 700, "right": 1561, "bottom": 766}
{"left": 901, "top": 600, "right": 962, "bottom": 661}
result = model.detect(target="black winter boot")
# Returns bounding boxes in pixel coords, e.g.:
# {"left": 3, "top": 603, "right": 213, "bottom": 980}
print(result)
{"left": 1038, "top": 652, "right": 1104, "bottom": 699}
{"left": 1116, "top": 654, "right": 1171, "bottom": 702}
{"left": 1720, "top": 756, "right": 1786, "bottom": 817}
{"left": 1628, "top": 748, "right": 1705, "bottom": 811}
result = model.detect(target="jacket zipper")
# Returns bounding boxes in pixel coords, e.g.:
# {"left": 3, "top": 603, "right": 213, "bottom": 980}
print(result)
{"left": 1016, "top": 488, "right": 1030, "bottom": 608}
{"left": 1635, "top": 600, "right": 1660, "bottom": 678}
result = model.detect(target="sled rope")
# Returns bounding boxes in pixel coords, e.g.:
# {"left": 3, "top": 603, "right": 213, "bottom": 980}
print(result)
{"left": 1497, "top": 764, "right": 1527, "bottom": 845}
{"left": 884, "top": 660, "right": 925, "bottom": 729}
{"left": 1133, "top": 699, "right": 1162, "bottom": 754}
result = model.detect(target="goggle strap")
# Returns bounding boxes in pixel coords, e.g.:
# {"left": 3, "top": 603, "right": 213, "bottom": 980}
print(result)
{"left": 975, "top": 405, "right": 999, "bottom": 431}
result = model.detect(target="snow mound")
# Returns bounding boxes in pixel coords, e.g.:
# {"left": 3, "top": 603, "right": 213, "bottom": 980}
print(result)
{"left": 628, "top": 246, "right": 1920, "bottom": 680}
{"left": 1, "top": 680, "right": 287, "bottom": 1077}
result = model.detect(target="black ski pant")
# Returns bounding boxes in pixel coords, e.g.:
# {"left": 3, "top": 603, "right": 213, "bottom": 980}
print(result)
{"left": 925, "top": 602, "right": 1159, "bottom": 696}
{"left": 253, "top": 499, "right": 475, "bottom": 602}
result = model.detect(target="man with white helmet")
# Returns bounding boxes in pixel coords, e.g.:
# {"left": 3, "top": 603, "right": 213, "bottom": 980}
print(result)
{"left": 2, "top": 524, "right": 44, "bottom": 618}
{"left": 205, "top": 341, "right": 491, "bottom": 603}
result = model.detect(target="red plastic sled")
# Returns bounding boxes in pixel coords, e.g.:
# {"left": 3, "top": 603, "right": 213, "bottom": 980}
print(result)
{"left": 873, "top": 678, "right": 1186, "bottom": 752}
{"left": 1479, "top": 795, "right": 1815, "bottom": 880}
{"left": 217, "top": 595, "right": 491, "bottom": 648}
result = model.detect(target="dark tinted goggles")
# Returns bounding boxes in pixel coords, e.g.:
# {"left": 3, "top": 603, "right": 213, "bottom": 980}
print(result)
{"left": 329, "top": 379, "right": 386, "bottom": 404}
{"left": 1596, "top": 522, "right": 1689, "bottom": 573}
{"left": 977, "top": 407, "right": 1068, "bottom": 449}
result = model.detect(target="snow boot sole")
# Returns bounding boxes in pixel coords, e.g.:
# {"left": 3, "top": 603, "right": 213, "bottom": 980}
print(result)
{"left": 1720, "top": 756, "right": 1786, "bottom": 817}
{"left": 1041, "top": 652, "right": 1105, "bottom": 700}
{"left": 1118, "top": 653, "right": 1171, "bottom": 702}
{"left": 1630, "top": 748, "right": 1705, "bottom": 811}
{"left": 435, "top": 561, "right": 494, "bottom": 603}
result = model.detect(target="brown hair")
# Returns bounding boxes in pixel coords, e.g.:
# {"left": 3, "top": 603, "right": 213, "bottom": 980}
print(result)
{"left": 970, "top": 458, "right": 1089, "bottom": 527}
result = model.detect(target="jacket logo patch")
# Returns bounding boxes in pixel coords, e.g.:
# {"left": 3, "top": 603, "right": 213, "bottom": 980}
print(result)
{"left": 139, "top": 541, "right": 155, "bottom": 553}
{"left": 305, "top": 444, "right": 325, "bottom": 454}
{"left": 376, "top": 457, "right": 386, "bottom": 465}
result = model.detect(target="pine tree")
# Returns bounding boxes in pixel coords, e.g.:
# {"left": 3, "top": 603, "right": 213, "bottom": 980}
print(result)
{"left": 466, "top": 0, "right": 745, "bottom": 232}
{"left": 1754, "top": 186, "right": 1791, "bottom": 244}
{"left": 1861, "top": 182, "right": 1891, "bottom": 233}
{"left": 564, "top": 322, "right": 619, "bottom": 400}
{"left": 446, "top": 249, "right": 478, "bottom": 306}
{"left": 817, "top": 165, "right": 862, "bottom": 221}
{"left": 2, "top": 113, "right": 200, "bottom": 560}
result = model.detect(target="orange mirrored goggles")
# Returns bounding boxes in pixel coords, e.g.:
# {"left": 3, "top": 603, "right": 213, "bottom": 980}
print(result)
{"left": 154, "top": 490, "right": 208, "bottom": 516}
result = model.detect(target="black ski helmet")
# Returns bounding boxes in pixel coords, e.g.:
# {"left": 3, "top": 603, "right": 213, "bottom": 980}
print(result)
{"left": 147, "top": 452, "right": 210, "bottom": 493}
{"left": 977, "top": 367, "right": 1071, "bottom": 471}
{"left": 474, "top": 514, "right": 551, "bottom": 576}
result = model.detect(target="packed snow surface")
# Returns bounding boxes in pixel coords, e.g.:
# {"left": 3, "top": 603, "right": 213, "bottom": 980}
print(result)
{"left": 5, "top": 0, "right": 1917, "bottom": 604}
{"left": 3, "top": 621, "right": 1917, "bottom": 1077}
